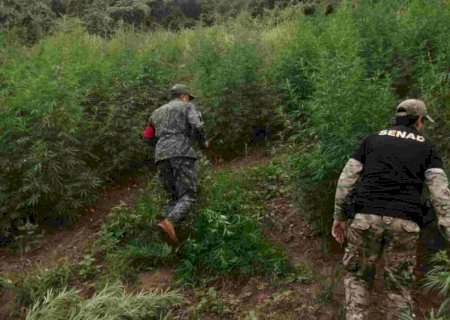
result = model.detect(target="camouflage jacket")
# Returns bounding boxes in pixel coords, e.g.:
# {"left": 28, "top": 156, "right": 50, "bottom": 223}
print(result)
{"left": 150, "top": 99, "right": 206, "bottom": 163}
{"left": 334, "top": 158, "right": 363, "bottom": 221}
{"left": 334, "top": 159, "right": 450, "bottom": 239}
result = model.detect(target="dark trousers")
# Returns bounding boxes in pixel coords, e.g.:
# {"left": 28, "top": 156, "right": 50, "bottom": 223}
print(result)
{"left": 157, "top": 157, "right": 197, "bottom": 223}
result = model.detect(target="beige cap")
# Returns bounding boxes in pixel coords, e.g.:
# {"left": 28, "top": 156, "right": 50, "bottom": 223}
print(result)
{"left": 170, "top": 84, "right": 196, "bottom": 100}
{"left": 396, "top": 99, "right": 434, "bottom": 123}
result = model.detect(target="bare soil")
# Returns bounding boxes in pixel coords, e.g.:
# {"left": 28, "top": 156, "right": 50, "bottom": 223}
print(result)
{"left": 211, "top": 150, "right": 273, "bottom": 171}
{"left": 0, "top": 176, "right": 145, "bottom": 275}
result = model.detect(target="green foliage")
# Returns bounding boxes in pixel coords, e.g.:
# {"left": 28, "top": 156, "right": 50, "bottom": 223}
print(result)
{"left": 104, "top": 241, "right": 173, "bottom": 281}
{"left": 270, "top": 0, "right": 450, "bottom": 237}
{"left": 348, "top": 0, "right": 450, "bottom": 168}
{"left": 200, "top": 0, "right": 274, "bottom": 24}
{"left": 176, "top": 166, "right": 291, "bottom": 285}
{"left": 270, "top": 5, "right": 395, "bottom": 236}
{"left": 192, "top": 24, "right": 286, "bottom": 157}
{"left": 81, "top": 0, "right": 154, "bottom": 36}
{"left": 0, "top": 22, "right": 169, "bottom": 234}
{"left": 427, "top": 310, "right": 447, "bottom": 320}
{"left": 25, "top": 282, "right": 184, "bottom": 320}
{"left": 0, "top": 0, "right": 336, "bottom": 41}
{"left": 269, "top": 17, "right": 318, "bottom": 120}
{"left": 97, "top": 184, "right": 163, "bottom": 252}
{"left": 16, "top": 263, "right": 72, "bottom": 307}
{"left": 361, "top": 11, "right": 450, "bottom": 183}
{"left": 12, "top": 221, "right": 43, "bottom": 257}
{"left": 0, "top": 276, "right": 14, "bottom": 290}
{"left": 77, "top": 254, "right": 99, "bottom": 281}
{"left": 316, "top": 264, "right": 342, "bottom": 303}
{"left": 222, "top": 1, "right": 444, "bottom": 242}
{"left": 281, "top": 261, "right": 314, "bottom": 285}
{"left": 2, "top": 0, "right": 450, "bottom": 246}
{"left": 122, "top": 242, "right": 173, "bottom": 260}
{"left": 4, "top": 1, "right": 450, "bottom": 318}
{"left": 299, "top": 5, "right": 394, "bottom": 175}
{"left": 0, "top": 0, "right": 56, "bottom": 43}
{"left": 1, "top": 12, "right": 288, "bottom": 237}
{"left": 424, "top": 251, "right": 450, "bottom": 318}
{"left": 95, "top": 181, "right": 176, "bottom": 281}
{"left": 96, "top": 161, "right": 290, "bottom": 285}
{"left": 189, "top": 287, "right": 231, "bottom": 319}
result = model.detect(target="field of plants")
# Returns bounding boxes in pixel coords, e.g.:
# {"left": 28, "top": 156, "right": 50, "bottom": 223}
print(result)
{"left": 1, "top": 0, "right": 450, "bottom": 319}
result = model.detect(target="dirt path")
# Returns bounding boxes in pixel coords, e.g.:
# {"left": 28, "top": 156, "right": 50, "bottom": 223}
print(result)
{"left": 0, "top": 152, "right": 271, "bottom": 276}
{"left": 0, "top": 176, "right": 144, "bottom": 275}
{"left": 212, "top": 151, "right": 273, "bottom": 171}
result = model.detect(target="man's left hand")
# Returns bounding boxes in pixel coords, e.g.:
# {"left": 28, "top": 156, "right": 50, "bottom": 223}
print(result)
{"left": 332, "top": 219, "right": 346, "bottom": 244}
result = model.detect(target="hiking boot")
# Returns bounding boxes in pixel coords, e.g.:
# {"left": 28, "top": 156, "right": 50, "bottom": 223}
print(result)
{"left": 158, "top": 219, "right": 179, "bottom": 244}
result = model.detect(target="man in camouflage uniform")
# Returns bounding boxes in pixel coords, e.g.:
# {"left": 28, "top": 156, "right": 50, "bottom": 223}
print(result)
{"left": 149, "top": 84, "right": 208, "bottom": 243}
{"left": 331, "top": 99, "right": 450, "bottom": 320}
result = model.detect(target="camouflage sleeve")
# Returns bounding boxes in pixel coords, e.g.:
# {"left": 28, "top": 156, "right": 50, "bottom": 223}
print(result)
{"left": 187, "top": 103, "right": 207, "bottom": 148}
{"left": 425, "top": 168, "right": 450, "bottom": 239}
{"left": 334, "top": 158, "right": 363, "bottom": 221}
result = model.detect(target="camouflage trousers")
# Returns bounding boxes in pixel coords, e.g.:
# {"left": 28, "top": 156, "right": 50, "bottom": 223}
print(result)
{"left": 157, "top": 157, "right": 197, "bottom": 224}
{"left": 343, "top": 213, "right": 420, "bottom": 320}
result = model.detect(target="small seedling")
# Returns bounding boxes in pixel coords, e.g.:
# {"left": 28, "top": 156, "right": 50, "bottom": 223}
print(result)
{"left": 13, "top": 220, "right": 43, "bottom": 270}
{"left": 190, "top": 288, "right": 231, "bottom": 319}
{"left": 78, "top": 254, "right": 99, "bottom": 281}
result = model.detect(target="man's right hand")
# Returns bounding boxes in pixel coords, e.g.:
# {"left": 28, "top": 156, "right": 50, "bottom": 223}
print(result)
{"left": 205, "top": 140, "right": 211, "bottom": 149}
{"left": 332, "top": 219, "right": 346, "bottom": 244}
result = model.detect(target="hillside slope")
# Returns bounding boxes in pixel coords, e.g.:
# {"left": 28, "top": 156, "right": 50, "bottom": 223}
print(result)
{"left": 0, "top": 153, "right": 440, "bottom": 319}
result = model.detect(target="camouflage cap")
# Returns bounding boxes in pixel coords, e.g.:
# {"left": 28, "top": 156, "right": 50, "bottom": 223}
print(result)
{"left": 170, "top": 84, "right": 196, "bottom": 100}
{"left": 396, "top": 99, "right": 434, "bottom": 123}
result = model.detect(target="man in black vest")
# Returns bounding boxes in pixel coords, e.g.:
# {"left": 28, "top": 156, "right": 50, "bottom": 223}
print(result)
{"left": 331, "top": 99, "right": 450, "bottom": 320}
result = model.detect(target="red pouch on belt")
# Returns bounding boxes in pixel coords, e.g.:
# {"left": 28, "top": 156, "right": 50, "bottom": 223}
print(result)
{"left": 143, "top": 124, "right": 155, "bottom": 139}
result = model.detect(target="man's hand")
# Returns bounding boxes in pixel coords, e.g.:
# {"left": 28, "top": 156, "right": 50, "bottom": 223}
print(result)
{"left": 332, "top": 219, "right": 346, "bottom": 244}
{"left": 205, "top": 139, "right": 211, "bottom": 149}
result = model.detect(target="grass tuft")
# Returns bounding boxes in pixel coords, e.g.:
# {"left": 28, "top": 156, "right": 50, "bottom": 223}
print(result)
{"left": 26, "top": 282, "right": 184, "bottom": 320}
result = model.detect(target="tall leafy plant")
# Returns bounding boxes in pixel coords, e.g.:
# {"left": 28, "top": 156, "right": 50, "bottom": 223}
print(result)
{"left": 193, "top": 26, "right": 285, "bottom": 157}
{"left": 277, "top": 5, "right": 394, "bottom": 235}
{"left": 0, "top": 22, "right": 171, "bottom": 234}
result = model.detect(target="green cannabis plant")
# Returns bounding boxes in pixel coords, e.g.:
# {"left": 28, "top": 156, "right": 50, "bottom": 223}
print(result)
{"left": 176, "top": 168, "right": 290, "bottom": 285}
{"left": 16, "top": 263, "right": 72, "bottom": 307}
{"left": 25, "top": 282, "right": 184, "bottom": 320}
{"left": 424, "top": 251, "right": 450, "bottom": 318}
